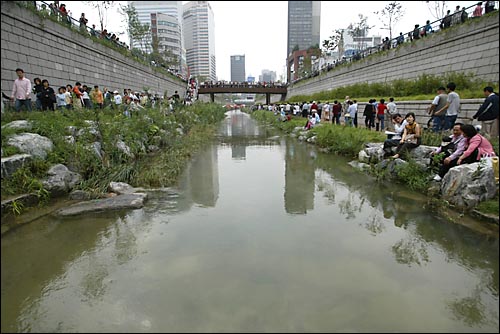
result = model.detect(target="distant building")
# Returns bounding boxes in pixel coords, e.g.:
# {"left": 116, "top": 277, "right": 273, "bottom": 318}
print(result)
{"left": 129, "top": 1, "right": 183, "bottom": 52}
{"left": 287, "top": 48, "right": 321, "bottom": 82}
{"left": 259, "top": 69, "right": 276, "bottom": 83}
{"left": 183, "top": 1, "right": 216, "bottom": 82}
{"left": 150, "top": 12, "right": 185, "bottom": 75}
{"left": 286, "top": 1, "right": 321, "bottom": 82}
{"left": 129, "top": 1, "right": 186, "bottom": 76}
{"left": 342, "top": 30, "right": 382, "bottom": 57}
{"left": 247, "top": 75, "right": 255, "bottom": 83}
{"left": 230, "top": 55, "right": 246, "bottom": 82}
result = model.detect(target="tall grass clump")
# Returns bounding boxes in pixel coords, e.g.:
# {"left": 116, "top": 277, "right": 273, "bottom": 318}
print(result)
{"left": 313, "top": 125, "right": 386, "bottom": 158}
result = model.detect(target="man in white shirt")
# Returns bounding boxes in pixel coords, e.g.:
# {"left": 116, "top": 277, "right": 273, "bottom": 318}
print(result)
{"left": 113, "top": 90, "right": 122, "bottom": 106}
{"left": 387, "top": 98, "right": 398, "bottom": 130}
{"left": 10, "top": 68, "right": 32, "bottom": 112}
{"left": 435, "top": 82, "right": 460, "bottom": 130}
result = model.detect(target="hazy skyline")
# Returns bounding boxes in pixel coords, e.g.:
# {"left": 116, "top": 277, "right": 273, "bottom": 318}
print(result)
{"left": 61, "top": 1, "right": 480, "bottom": 81}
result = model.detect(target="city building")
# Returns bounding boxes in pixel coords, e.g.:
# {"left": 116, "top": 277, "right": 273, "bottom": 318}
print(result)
{"left": 287, "top": 1, "right": 321, "bottom": 59}
{"left": 183, "top": 1, "right": 216, "bottom": 82}
{"left": 259, "top": 69, "right": 276, "bottom": 83}
{"left": 286, "top": 1, "right": 321, "bottom": 82}
{"left": 230, "top": 55, "right": 246, "bottom": 82}
{"left": 287, "top": 48, "right": 321, "bottom": 82}
{"left": 247, "top": 75, "right": 255, "bottom": 83}
{"left": 342, "top": 30, "right": 382, "bottom": 57}
{"left": 129, "top": 1, "right": 186, "bottom": 76}
{"left": 150, "top": 12, "right": 185, "bottom": 75}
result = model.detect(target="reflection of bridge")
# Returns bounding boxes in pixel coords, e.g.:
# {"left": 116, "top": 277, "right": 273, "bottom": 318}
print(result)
{"left": 197, "top": 85, "right": 287, "bottom": 105}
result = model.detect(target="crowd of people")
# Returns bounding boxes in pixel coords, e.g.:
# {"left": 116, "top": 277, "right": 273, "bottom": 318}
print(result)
{"left": 261, "top": 82, "right": 498, "bottom": 182}
{"left": 4, "top": 67, "right": 199, "bottom": 116}
{"left": 37, "top": 0, "right": 129, "bottom": 50}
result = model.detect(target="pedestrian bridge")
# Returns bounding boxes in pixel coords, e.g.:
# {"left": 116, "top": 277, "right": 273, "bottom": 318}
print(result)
{"left": 197, "top": 84, "right": 287, "bottom": 105}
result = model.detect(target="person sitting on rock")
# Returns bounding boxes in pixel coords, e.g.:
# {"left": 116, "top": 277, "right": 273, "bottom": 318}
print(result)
{"left": 391, "top": 112, "right": 421, "bottom": 160}
{"left": 456, "top": 124, "right": 497, "bottom": 166}
{"left": 383, "top": 113, "right": 407, "bottom": 157}
{"left": 430, "top": 123, "right": 467, "bottom": 181}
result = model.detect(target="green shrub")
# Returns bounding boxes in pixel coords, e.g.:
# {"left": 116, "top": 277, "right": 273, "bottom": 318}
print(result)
{"left": 394, "top": 159, "right": 432, "bottom": 192}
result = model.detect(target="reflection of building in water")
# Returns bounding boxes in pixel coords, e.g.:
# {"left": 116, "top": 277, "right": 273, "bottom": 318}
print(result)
{"left": 219, "top": 111, "right": 261, "bottom": 137}
{"left": 284, "top": 139, "right": 315, "bottom": 214}
{"left": 177, "top": 144, "right": 219, "bottom": 207}
{"left": 188, "top": 144, "right": 219, "bottom": 207}
{"left": 231, "top": 144, "right": 246, "bottom": 160}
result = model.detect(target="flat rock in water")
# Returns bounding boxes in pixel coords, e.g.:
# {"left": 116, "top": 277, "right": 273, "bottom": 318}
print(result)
{"left": 56, "top": 193, "right": 147, "bottom": 217}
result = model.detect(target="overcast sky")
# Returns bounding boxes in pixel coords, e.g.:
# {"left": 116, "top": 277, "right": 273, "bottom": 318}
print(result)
{"left": 61, "top": 1, "right": 480, "bottom": 81}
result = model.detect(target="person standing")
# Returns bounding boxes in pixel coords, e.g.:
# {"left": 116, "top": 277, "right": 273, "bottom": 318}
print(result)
{"left": 10, "top": 68, "right": 32, "bottom": 112}
{"left": 332, "top": 100, "right": 342, "bottom": 125}
{"left": 473, "top": 2, "right": 483, "bottom": 17}
{"left": 91, "top": 85, "right": 104, "bottom": 109}
{"left": 428, "top": 86, "right": 448, "bottom": 132}
{"left": 376, "top": 98, "right": 388, "bottom": 131}
{"left": 32, "top": 77, "right": 43, "bottom": 110}
{"left": 387, "top": 97, "right": 397, "bottom": 130}
{"left": 435, "top": 82, "right": 460, "bottom": 131}
{"left": 472, "top": 86, "right": 499, "bottom": 138}
{"left": 40, "top": 79, "right": 55, "bottom": 111}
{"left": 363, "top": 99, "right": 375, "bottom": 130}
{"left": 484, "top": 0, "right": 496, "bottom": 14}
{"left": 55, "top": 86, "right": 67, "bottom": 111}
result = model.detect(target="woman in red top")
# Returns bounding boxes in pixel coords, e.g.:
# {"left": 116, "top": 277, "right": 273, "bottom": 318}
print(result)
{"left": 376, "top": 98, "right": 388, "bottom": 131}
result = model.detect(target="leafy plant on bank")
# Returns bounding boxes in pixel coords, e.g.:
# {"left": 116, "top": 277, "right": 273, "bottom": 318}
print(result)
{"left": 394, "top": 159, "right": 432, "bottom": 192}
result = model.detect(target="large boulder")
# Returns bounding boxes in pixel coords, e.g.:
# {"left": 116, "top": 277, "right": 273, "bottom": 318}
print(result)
{"left": 108, "top": 182, "right": 136, "bottom": 195}
{"left": 56, "top": 193, "right": 148, "bottom": 216}
{"left": 1, "top": 120, "right": 32, "bottom": 131}
{"left": 42, "top": 164, "right": 82, "bottom": 196}
{"left": 1, "top": 154, "right": 33, "bottom": 178}
{"left": 441, "top": 159, "right": 497, "bottom": 209}
{"left": 7, "top": 133, "right": 53, "bottom": 159}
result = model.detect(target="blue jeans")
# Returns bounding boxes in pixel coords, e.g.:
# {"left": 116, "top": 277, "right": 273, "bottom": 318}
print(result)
{"left": 377, "top": 114, "right": 385, "bottom": 130}
{"left": 432, "top": 115, "right": 445, "bottom": 132}
{"left": 15, "top": 99, "right": 32, "bottom": 112}
{"left": 444, "top": 115, "right": 458, "bottom": 130}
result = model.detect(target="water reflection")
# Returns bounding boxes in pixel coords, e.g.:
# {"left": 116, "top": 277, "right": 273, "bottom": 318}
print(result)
{"left": 1, "top": 111, "right": 498, "bottom": 332}
{"left": 284, "top": 140, "right": 315, "bottom": 214}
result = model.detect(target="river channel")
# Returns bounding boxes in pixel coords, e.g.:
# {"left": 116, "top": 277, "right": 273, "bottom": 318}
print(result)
{"left": 1, "top": 110, "right": 498, "bottom": 332}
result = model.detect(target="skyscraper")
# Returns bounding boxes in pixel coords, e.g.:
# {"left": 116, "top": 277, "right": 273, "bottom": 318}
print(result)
{"left": 129, "top": 1, "right": 183, "bottom": 51}
{"left": 287, "top": 1, "right": 321, "bottom": 57}
{"left": 129, "top": 1, "right": 186, "bottom": 75}
{"left": 183, "top": 1, "right": 216, "bottom": 81}
{"left": 230, "top": 55, "right": 245, "bottom": 82}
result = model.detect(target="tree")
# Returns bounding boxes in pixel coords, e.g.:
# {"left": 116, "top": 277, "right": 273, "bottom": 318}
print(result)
{"left": 86, "top": 1, "right": 114, "bottom": 32}
{"left": 119, "top": 4, "right": 152, "bottom": 54}
{"left": 425, "top": 1, "right": 447, "bottom": 21}
{"left": 374, "top": 2, "right": 404, "bottom": 41}
{"left": 322, "top": 29, "right": 344, "bottom": 58}
{"left": 347, "top": 14, "right": 374, "bottom": 51}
